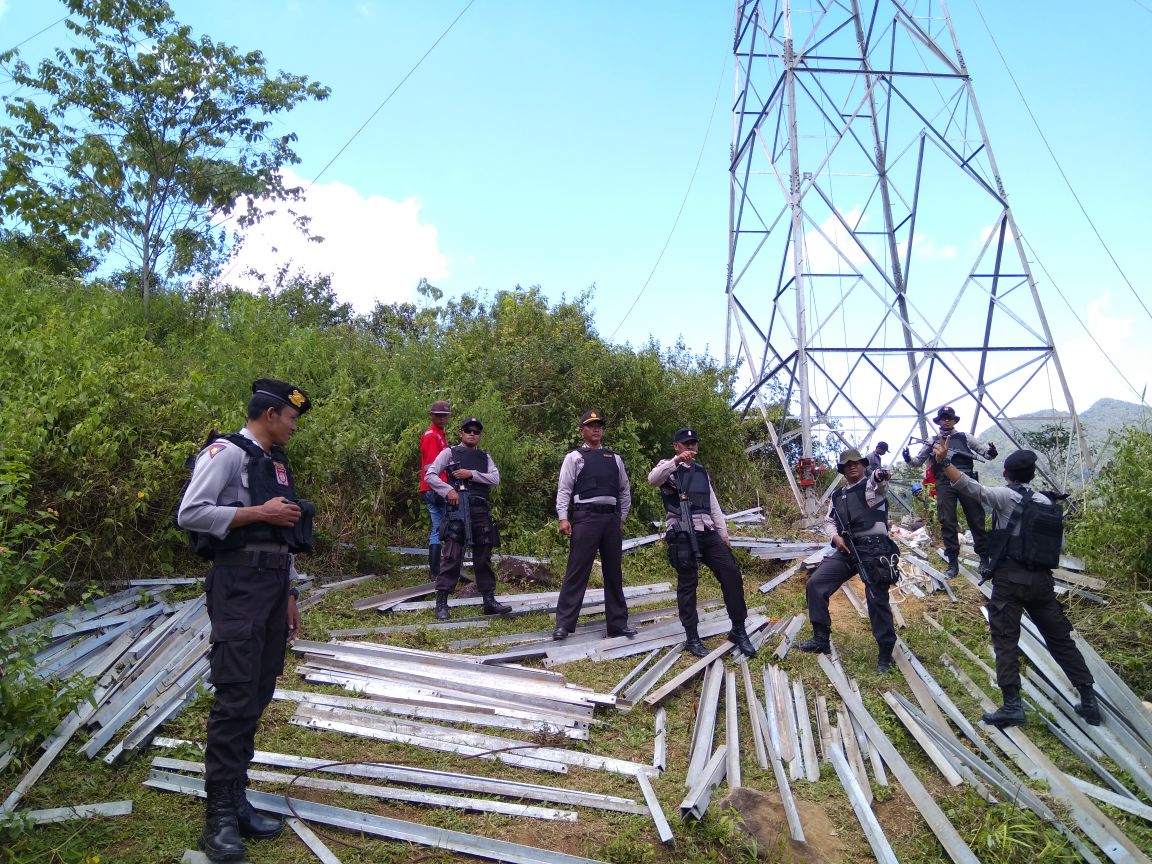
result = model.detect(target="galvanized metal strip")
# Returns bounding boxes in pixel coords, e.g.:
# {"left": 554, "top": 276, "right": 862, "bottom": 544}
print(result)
{"left": 146, "top": 771, "right": 612, "bottom": 864}
{"left": 618, "top": 645, "right": 683, "bottom": 710}
{"left": 829, "top": 744, "right": 898, "bottom": 864}
{"left": 725, "top": 670, "right": 741, "bottom": 789}
{"left": 332, "top": 620, "right": 490, "bottom": 638}
{"left": 793, "top": 679, "right": 820, "bottom": 782}
{"left": 287, "top": 817, "right": 343, "bottom": 864}
{"left": 636, "top": 772, "right": 675, "bottom": 845}
{"left": 881, "top": 692, "right": 963, "bottom": 785}
{"left": 757, "top": 558, "right": 806, "bottom": 593}
{"left": 679, "top": 745, "right": 727, "bottom": 820}
{"left": 644, "top": 640, "right": 736, "bottom": 707}
{"left": 741, "top": 663, "right": 768, "bottom": 769}
{"left": 774, "top": 667, "right": 802, "bottom": 777}
{"left": 836, "top": 710, "right": 871, "bottom": 803}
{"left": 773, "top": 613, "right": 807, "bottom": 659}
{"left": 685, "top": 661, "right": 724, "bottom": 786}
{"left": 352, "top": 581, "right": 435, "bottom": 612}
{"left": 610, "top": 649, "right": 659, "bottom": 696}
{"left": 839, "top": 583, "right": 868, "bottom": 619}
{"left": 653, "top": 707, "right": 667, "bottom": 772}
{"left": 11, "top": 800, "right": 133, "bottom": 825}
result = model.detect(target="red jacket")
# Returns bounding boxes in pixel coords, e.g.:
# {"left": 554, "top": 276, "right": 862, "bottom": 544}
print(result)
{"left": 419, "top": 423, "right": 449, "bottom": 492}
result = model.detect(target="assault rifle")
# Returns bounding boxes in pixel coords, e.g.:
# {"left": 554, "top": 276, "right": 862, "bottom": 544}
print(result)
{"left": 445, "top": 460, "right": 473, "bottom": 547}
{"left": 668, "top": 470, "right": 701, "bottom": 563}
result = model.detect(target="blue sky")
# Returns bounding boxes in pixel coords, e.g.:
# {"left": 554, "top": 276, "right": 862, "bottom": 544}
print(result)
{"left": 2, "top": 0, "right": 1149, "bottom": 418}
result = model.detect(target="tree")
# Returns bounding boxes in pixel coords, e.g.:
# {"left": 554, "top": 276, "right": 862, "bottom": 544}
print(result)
{"left": 0, "top": 0, "right": 329, "bottom": 314}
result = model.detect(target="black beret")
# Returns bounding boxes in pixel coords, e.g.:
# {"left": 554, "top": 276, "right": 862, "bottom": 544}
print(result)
{"left": 252, "top": 378, "right": 311, "bottom": 414}
{"left": 1004, "top": 449, "right": 1037, "bottom": 473}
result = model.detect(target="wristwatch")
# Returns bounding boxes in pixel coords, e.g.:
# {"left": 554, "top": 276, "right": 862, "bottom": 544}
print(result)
{"left": 288, "top": 586, "right": 300, "bottom": 600}
{"left": 936, "top": 455, "right": 952, "bottom": 468}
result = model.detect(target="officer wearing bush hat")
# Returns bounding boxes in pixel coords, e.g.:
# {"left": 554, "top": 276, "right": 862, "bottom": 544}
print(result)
{"left": 932, "top": 445, "right": 1101, "bottom": 729}
{"left": 649, "top": 426, "right": 756, "bottom": 657}
{"left": 797, "top": 448, "right": 899, "bottom": 671}
{"left": 903, "top": 404, "right": 998, "bottom": 577}
{"left": 177, "top": 377, "right": 315, "bottom": 860}
{"left": 554, "top": 410, "right": 634, "bottom": 641}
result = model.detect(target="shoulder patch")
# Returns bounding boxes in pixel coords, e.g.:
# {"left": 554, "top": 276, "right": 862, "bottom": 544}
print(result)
{"left": 207, "top": 443, "right": 228, "bottom": 459}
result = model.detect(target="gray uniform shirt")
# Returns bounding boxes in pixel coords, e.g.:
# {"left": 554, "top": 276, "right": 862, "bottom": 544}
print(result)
{"left": 648, "top": 459, "right": 729, "bottom": 540}
{"left": 176, "top": 427, "right": 300, "bottom": 578}
{"left": 908, "top": 431, "right": 994, "bottom": 467}
{"left": 424, "top": 446, "right": 500, "bottom": 498}
{"left": 824, "top": 472, "right": 891, "bottom": 539}
{"left": 555, "top": 447, "right": 631, "bottom": 522}
{"left": 948, "top": 473, "right": 1050, "bottom": 531}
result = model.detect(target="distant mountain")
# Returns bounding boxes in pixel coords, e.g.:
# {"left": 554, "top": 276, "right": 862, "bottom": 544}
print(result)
{"left": 976, "top": 398, "right": 1149, "bottom": 489}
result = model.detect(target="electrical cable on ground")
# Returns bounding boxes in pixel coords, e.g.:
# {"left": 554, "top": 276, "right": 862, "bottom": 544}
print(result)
{"left": 970, "top": 0, "right": 1152, "bottom": 324}
{"left": 608, "top": 51, "right": 728, "bottom": 341}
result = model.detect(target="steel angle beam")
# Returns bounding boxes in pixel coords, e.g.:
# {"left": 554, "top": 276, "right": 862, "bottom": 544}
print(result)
{"left": 304, "top": 640, "right": 568, "bottom": 684}
{"left": 621, "top": 533, "right": 663, "bottom": 551}
{"left": 8, "top": 800, "right": 133, "bottom": 825}
{"left": 644, "top": 641, "right": 736, "bottom": 707}
{"left": 610, "top": 650, "right": 659, "bottom": 696}
{"left": 793, "top": 680, "right": 821, "bottom": 782}
{"left": 725, "top": 670, "right": 741, "bottom": 789}
{"left": 1, "top": 700, "right": 98, "bottom": 813}
{"left": 686, "top": 662, "right": 725, "bottom": 786}
{"left": 333, "top": 619, "right": 489, "bottom": 638}
{"left": 353, "top": 581, "right": 436, "bottom": 611}
{"left": 50, "top": 602, "right": 168, "bottom": 639}
{"left": 1036, "top": 713, "right": 1134, "bottom": 800}
{"left": 287, "top": 817, "right": 343, "bottom": 864}
{"left": 741, "top": 664, "right": 768, "bottom": 769}
{"left": 395, "top": 583, "right": 671, "bottom": 611}
{"left": 905, "top": 556, "right": 957, "bottom": 599}
{"left": 679, "top": 745, "right": 727, "bottom": 820}
{"left": 820, "top": 657, "right": 981, "bottom": 864}
{"left": 618, "top": 645, "right": 683, "bottom": 710}
{"left": 758, "top": 559, "right": 806, "bottom": 594}
{"left": 653, "top": 708, "right": 667, "bottom": 772}
{"left": 829, "top": 745, "right": 898, "bottom": 864}
{"left": 836, "top": 711, "right": 871, "bottom": 803}
{"left": 146, "top": 771, "right": 613, "bottom": 864}
{"left": 637, "top": 773, "right": 675, "bottom": 844}
{"left": 848, "top": 679, "right": 887, "bottom": 787}
{"left": 760, "top": 668, "right": 788, "bottom": 762}
{"left": 1073, "top": 633, "right": 1152, "bottom": 753}
{"left": 773, "top": 613, "right": 807, "bottom": 659}
{"left": 892, "top": 643, "right": 954, "bottom": 733}
{"left": 152, "top": 757, "right": 576, "bottom": 821}
{"left": 756, "top": 692, "right": 805, "bottom": 843}
{"left": 881, "top": 693, "right": 963, "bottom": 785}
{"left": 1066, "top": 776, "right": 1152, "bottom": 824}
{"left": 839, "top": 584, "right": 868, "bottom": 619}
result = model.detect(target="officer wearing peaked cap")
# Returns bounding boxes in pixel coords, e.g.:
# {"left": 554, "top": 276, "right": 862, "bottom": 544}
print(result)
{"left": 649, "top": 427, "right": 755, "bottom": 657}
{"left": 904, "top": 405, "right": 997, "bottom": 577}
{"left": 553, "top": 410, "right": 635, "bottom": 641}
{"left": 177, "top": 378, "right": 315, "bottom": 861}
{"left": 932, "top": 444, "right": 1101, "bottom": 729}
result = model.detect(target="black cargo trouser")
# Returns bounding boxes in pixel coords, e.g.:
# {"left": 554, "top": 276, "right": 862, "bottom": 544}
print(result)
{"left": 437, "top": 502, "right": 497, "bottom": 594}
{"left": 805, "top": 550, "right": 896, "bottom": 655}
{"left": 204, "top": 558, "right": 290, "bottom": 785}
{"left": 555, "top": 508, "right": 627, "bottom": 633}
{"left": 673, "top": 530, "right": 748, "bottom": 631}
{"left": 988, "top": 564, "right": 1093, "bottom": 690}
{"left": 938, "top": 469, "right": 988, "bottom": 557}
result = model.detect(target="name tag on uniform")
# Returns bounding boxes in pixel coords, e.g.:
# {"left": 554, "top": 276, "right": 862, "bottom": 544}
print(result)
{"left": 275, "top": 463, "right": 289, "bottom": 486}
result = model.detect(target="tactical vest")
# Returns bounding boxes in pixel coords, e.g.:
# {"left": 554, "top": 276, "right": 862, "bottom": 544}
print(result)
{"left": 573, "top": 447, "right": 621, "bottom": 500}
{"left": 832, "top": 482, "right": 889, "bottom": 536}
{"left": 187, "top": 433, "right": 314, "bottom": 559}
{"left": 988, "top": 484, "right": 1063, "bottom": 575}
{"left": 450, "top": 445, "right": 491, "bottom": 500}
{"left": 660, "top": 464, "right": 712, "bottom": 515}
{"left": 941, "top": 432, "right": 977, "bottom": 471}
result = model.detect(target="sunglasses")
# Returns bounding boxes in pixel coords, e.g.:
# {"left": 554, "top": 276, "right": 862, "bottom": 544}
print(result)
{"left": 461, "top": 428, "right": 482, "bottom": 435}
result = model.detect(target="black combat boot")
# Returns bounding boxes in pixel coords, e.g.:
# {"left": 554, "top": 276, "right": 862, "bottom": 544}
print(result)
{"left": 428, "top": 544, "right": 442, "bottom": 580}
{"left": 796, "top": 623, "right": 831, "bottom": 655}
{"left": 876, "top": 649, "right": 895, "bottom": 674}
{"left": 199, "top": 781, "right": 246, "bottom": 862}
{"left": 1075, "top": 683, "right": 1103, "bottom": 726}
{"left": 982, "top": 684, "right": 1026, "bottom": 727}
{"left": 683, "top": 627, "right": 709, "bottom": 658}
{"left": 434, "top": 590, "right": 451, "bottom": 621}
{"left": 233, "top": 777, "right": 284, "bottom": 840}
{"left": 728, "top": 622, "right": 757, "bottom": 657}
{"left": 481, "top": 592, "right": 511, "bottom": 615}
{"left": 944, "top": 552, "right": 960, "bottom": 579}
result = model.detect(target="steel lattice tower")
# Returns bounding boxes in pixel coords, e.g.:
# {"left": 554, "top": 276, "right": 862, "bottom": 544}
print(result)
{"left": 724, "top": 0, "right": 1090, "bottom": 518}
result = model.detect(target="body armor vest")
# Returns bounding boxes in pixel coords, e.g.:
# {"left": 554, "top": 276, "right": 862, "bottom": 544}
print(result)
{"left": 940, "top": 432, "right": 977, "bottom": 471}
{"left": 450, "top": 445, "right": 491, "bottom": 500}
{"left": 832, "top": 482, "right": 889, "bottom": 536}
{"left": 660, "top": 464, "right": 712, "bottom": 515}
{"left": 573, "top": 447, "right": 621, "bottom": 499}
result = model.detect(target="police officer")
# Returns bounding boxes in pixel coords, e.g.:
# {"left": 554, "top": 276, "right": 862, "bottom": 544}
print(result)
{"left": 177, "top": 378, "right": 315, "bottom": 862}
{"left": 553, "top": 410, "right": 635, "bottom": 641}
{"left": 419, "top": 400, "right": 452, "bottom": 579}
{"left": 866, "top": 441, "right": 889, "bottom": 476}
{"left": 649, "top": 428, "right": 756, "bottom": 657}
{"left": 932, "top": 444, "right": 1101, "bottom": 728}
{"left": 796, "top": 450, "right": 899, "bottom": 672}
{"left": 425, "top": 417, "right": 511, "bottom": 619}
{"left": 904, "top": 405, "right": 997, "bottom": 577}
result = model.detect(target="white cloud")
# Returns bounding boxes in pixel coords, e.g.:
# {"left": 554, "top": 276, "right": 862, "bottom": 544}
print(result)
{"left": 1057, "top": 294, "right": 1151, "bottom": 410}
{"left": 225, "top": 169, "right": 449, "bottom": 311}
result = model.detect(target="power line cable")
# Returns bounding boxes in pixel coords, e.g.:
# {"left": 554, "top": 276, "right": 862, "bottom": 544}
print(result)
{"left": 1131, "top": 0, "right": 1152, "bottom": 15}
{"left": 1, "top": 15, "right": 67, "bottom": 57}
{"left": 970, "top": 0, "right": 1152, "bottom": 324}
{"left": 608, "top": 51, "right": 728, "bottom": 341}
{"left": 309, "top": 0, "right": 477, "bottom": 188}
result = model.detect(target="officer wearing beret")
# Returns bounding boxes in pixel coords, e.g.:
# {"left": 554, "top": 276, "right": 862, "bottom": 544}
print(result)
{"left": 425, "top": 417, "right": 512, "bottom": 619}
{"left": 649, "top": 428, "right": 756, "bottom": 657}
{"left": 419, "top": 400, "right": 452, "bottom": 580}
{"left": 177, "top": 378, "right": 315, "bottom": 861}
{"left": 932, "top": 445, "right": 1101, "bottom": 728}
{"left": 904, "top": 405, "right": 997, "bottom": 577}
{"left": 553, "top": 410, "right": 635, "bottom": 641}
{"left": 796, "top": 449, "right": 899, "bottom": 672}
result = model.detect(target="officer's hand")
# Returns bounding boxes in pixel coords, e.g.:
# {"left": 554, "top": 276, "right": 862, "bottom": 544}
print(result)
{"left": 446, "top": 489, "right": 460, "bottom": 506}
{"left": 832, "top": 535, "right": 850, "bottom": 555}
{"left": 932, "top": 441, "right": 949, "bottom": 462}
{"left": 987, "top": 442, "right": 998, "bottom": 459}
{"left": 874, "top": 469, "right": 891, "bottom": 483}
{"left": 451, "top": 467, "right": 473, "bottom": 480}
{"left": 675, "top": 451, "right": 696, "bottom": 466}
{"left": 262, "top": 497, "right": 301, "bottom": 526}
{"left": 902, "top": 447, "right": 911, "bottom": 463}
{"left": 558, "top": 519, "right": 572, "bottom": 536}
{"left": 286, "top": 595, "right": 301, "bottom": 641}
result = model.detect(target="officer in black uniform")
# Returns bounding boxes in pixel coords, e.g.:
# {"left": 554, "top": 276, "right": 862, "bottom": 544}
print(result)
{"left": 553, "top": 410, "right": 635, "bottom": 641}
{"left": 797, "top": 449, "right": 899, "bottom": 672}
{"left": 425, "top": 417, "right": 511, "bottom": 619}
{"left": 904, "top": 405, "right": 997, "bottom": 577}
{"left": 649, "top": 428, "right": 756, "bottom": 657}
{"left": 177, "top": 378, "right": 315, "bottom": 862}
{"left": 932, "top": 445, "right": 1101, "bottom": 728}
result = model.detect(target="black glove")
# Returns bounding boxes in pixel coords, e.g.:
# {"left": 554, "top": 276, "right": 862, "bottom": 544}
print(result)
{"left": 902, "top": 447, "right": 912, "bottom": 464}
{"left": 987, "top": 442, "right": 998, "bottom": 459}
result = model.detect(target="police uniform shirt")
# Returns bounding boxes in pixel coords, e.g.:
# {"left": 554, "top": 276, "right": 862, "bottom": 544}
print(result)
{"left": 946, "top": 473, "right": 1050, "bottom": 531}
{"left": 648, "top": 459, "right": 729, "bottom": 539}
{"left": 555, "top": 448, "right": 632, "bottom": 522}
{"left": 423, "top": 446, "right": 501, "bottom": 498}
{"left": 823, "top": 472, "right": 891, "bottom": 539}
{"left": 176, "top": 427, "right": 301, "bottom": 577}
{"left": 908, "top": 431, "right": 994, "bottom": 467}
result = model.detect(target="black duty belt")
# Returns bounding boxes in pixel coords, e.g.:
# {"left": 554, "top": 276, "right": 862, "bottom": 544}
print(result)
{"left": 573, "top": 503, "right": 617, "bottom": 514}
{"left": 214, "top": 549, "right": 292, "bottom": 570}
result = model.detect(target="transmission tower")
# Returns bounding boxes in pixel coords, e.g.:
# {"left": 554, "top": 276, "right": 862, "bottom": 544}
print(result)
{"left": 724, "top": 0, "right": 1090, "bottom": 519}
